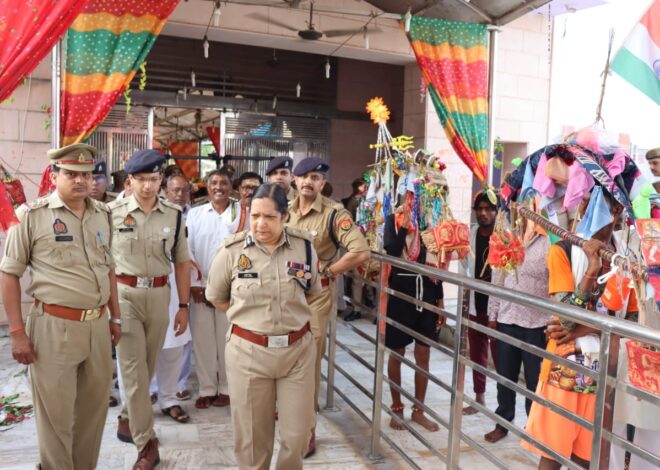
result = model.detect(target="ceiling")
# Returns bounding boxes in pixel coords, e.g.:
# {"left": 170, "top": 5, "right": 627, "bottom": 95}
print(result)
{"left": 362, "top": 0, "right": 603, "bottom": 25}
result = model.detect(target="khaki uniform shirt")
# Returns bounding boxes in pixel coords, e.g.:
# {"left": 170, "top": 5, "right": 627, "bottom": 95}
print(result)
{"left": 108, "top": 194, "right": 190, "bottom": 277}
{"left": 205, "top": 228, "right": 321, "bottom": 335}
{"left": 286, "top": 186, "right": 297, "bottom": 202}
{"left": 0, "top": 192, "right": 114, "bottom": 309}
{"left": 287, "top": 193, "right": 369, "bottom": 269}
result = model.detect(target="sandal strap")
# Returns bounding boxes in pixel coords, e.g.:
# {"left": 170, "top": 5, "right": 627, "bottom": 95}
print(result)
{"left": 390, "top": 403, "right": 404, "bottom": 412}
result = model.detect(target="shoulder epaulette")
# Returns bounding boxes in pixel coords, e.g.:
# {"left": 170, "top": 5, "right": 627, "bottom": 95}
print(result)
{"left": 108, "top": 198, "right": 129, "bottom": 210}
{"left": 222, "top": 231, "right": 248, "bottom": 248}
{"left": 285, "top": 226, "right": 314, "bottom": 241}
{"left": 92, "top": 199, "right": 111, "bottom": 213}
{"left": 161, "top": 199, "right": 183, "bottom": 212}
{"left": 321, "top": 195, "right": 344, "bottom": 211}
{"left": 27, "top": 197, "right": 49, "bottom": 211}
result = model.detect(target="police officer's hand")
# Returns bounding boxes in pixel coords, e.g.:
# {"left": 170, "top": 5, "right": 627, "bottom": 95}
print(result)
{"left": 110, "top": 323, "right": 121, "bottom": 347}
{"left": 12, "top": 332, "right": 36, "bottom": 365}
{"left": 174, "top": 308, "right": 189, "bottom": 336}
{"left": 190, "top": 287, "right": 205, "bottom": 304}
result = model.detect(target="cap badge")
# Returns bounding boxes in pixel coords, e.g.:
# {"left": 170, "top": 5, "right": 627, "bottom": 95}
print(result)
{"left": 316, "top": 164, "right": 322, "bottom": 170}
{"left": 78, "top": 153, "right": 86, "bottom": 162}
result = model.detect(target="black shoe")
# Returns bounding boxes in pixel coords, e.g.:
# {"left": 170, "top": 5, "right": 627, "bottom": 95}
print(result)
{"left": 344, "top": 311, "right": 361, "bottom": 322}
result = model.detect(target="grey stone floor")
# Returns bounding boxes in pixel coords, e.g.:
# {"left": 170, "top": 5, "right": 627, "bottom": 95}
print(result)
{"left": 0, "top": 315, "right": 539, "bottom": 469}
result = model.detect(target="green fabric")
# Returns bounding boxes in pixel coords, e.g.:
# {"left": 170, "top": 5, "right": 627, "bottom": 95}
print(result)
{"left": 406, "top": 16, "right": 487, "bottom": 48}
{"left": 65, "top": 29, "right": 157, "bottom": 75}
{"left": 611, "top": 48, "right": 660, "bottom": 105}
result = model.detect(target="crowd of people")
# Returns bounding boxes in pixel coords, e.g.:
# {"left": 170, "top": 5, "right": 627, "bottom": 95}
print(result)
{"left": 2, "top": 142, "right": 659, "bottom": 470}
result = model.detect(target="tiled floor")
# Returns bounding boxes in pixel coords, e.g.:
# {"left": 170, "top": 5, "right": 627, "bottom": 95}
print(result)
{"left": 0, "top": 313, "right": 539, "bottom": 469}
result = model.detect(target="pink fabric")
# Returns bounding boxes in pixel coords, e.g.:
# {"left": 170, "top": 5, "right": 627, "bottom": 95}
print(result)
{"left": 604, "top": 149, "right": 626, "bottom": 178}
{"left": 0, "top": 0, "right": 90, "bottom": 101}
{"left": 563, "top": 162, "right": 595, "bottom": 210}
{"left": 532, "top": 153, "right": 556, "bottom": 198}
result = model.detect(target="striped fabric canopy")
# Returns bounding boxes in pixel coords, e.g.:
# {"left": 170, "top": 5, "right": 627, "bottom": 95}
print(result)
{"left": 61, "top": 0, "right": 179, "bottom": 146}
{"left": 406, "top": 17, "right": 490, "bottom": 186}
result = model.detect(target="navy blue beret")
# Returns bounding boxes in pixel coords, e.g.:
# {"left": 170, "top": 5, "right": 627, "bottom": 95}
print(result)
{"left": 92, "top": 160, "right": 107, "bottom": 175}
{"left": 266, "top": 156, "right": 294, "bottom": 175}
{"left": 124, "top": 150, "right": 164, "bottom": 175}
{"left": 293, "top": 157, "right": 329, "bottom": 177}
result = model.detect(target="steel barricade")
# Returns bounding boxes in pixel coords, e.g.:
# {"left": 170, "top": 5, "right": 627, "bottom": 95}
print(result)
{"left": 320, "top": 251, "right": 660, "bottom": 470}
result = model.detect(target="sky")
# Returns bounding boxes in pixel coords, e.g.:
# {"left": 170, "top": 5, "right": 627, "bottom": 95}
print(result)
{"left": 549, "top": 0, "right": 659, "bottom": 168}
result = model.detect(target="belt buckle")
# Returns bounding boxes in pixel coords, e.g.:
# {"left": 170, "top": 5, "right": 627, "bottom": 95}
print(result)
{"left": 136, "top": 277, "right": 153, "bottom": 288}
{"left": 80, "top": 308, "right": 100, "bottom": 321}
{"left": 267, "top": 334, "right": 289, "bottom": 348}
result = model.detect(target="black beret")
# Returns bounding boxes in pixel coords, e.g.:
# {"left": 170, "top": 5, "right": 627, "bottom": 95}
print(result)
{"left": 293, "top": 157, "right": 329, "bottom": 177}
{"left": 266, "top": 156, "right": 294, "bottom": 175}
{"left": 92, "top": 160, "right": 107, "bottom": 175}
{"left": 125, "top": 149, "right": 164, "bottom": 175}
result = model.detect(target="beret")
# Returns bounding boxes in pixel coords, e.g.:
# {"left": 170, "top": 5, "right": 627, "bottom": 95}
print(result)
{"left": 92, "top": 160, "right": 107, "bottom": 175}
{"left": 293, "top": 157, "right": 329, "bottom": 177}
{"left": 124, "top": 149, "right": 164, "bottom": 175}
{"left": 47, "top": 143, "right": 97, "bottom": 172}
{"left": 266, "top": 156, "right": 293, "bottom": 175}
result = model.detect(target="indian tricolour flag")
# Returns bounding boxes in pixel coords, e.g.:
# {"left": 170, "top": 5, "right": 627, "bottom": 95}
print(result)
{"left": 611, "top": 0, "right": 660, "bottom": 105}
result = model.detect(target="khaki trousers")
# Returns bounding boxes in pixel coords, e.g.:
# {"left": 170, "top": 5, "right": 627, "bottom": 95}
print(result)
{"left": 308, "top": 281, "right": 337, "bottom": 411}
{"left": 190, "top": 301, "right": 229, "bottom": 397}
{"left": 226, "top": 332, "right": 315, "bottom": 470}
{"left": 116, "top": 283, "right": 170, "bottom": 451}
{"left": 27, "top": 304, "right": 112, "bottom": 470}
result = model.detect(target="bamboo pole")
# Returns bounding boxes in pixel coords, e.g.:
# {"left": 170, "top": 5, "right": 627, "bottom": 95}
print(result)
{"left": 516, "top": 205, "right": 648, "bottom": 281}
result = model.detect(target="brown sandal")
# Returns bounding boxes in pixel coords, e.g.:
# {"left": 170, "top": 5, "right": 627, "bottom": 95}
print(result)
{"left": 161, "top": 405, "right": 189, "bottom": 423}
{"left": 195, "top": 395, "right": 215, "bottom": 409}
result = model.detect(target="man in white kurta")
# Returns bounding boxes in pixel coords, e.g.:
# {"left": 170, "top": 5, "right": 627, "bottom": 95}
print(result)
{"left": 186, "top": 169, "right": 241, "bottom": 409}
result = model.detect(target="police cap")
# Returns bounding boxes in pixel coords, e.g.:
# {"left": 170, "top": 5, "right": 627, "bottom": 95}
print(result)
{"left": 92, "top": 160, "right": 107, "bottom": 175}
{"left": 47, "top": 143, "right": 97, "bottom": 172}
{"left": 266, "top": 156, "right": 294, "bottom": 175}
{"left": 124, "top": 149, "right": 164, "bottom": 175}
{"left": 293, "top": 157, "right": 329, "bottom": 177}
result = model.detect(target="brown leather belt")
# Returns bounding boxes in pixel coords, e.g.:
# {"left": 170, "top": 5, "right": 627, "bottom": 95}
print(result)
{"left": 116, "top": 275, "right": 168, "bottom": 288}
{"left": 34, "top": 300, "right": 105, "bottom": 322}
{"left": 231, "top": 322, "right": 310, "bottom": 348}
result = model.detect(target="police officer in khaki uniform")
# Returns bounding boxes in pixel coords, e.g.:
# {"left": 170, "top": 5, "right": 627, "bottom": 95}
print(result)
{"left": 1, "top": 143, "right": 122, "bottom": 470}
{"left": 266, "top": 156, "right": 297, "bottom": 201}
{"left": 206, "top": 183, "right": 321, "bottom": 470}
{"left": 109, "top": 150, "right": 191, "bottom": 470}
{"left": 287, "top": 158, "right": 370, "bottom": 456}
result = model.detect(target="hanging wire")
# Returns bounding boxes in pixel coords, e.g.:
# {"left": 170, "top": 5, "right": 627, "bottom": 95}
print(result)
{"left": 594, "top": 28, "right": 615, "bottom": 128}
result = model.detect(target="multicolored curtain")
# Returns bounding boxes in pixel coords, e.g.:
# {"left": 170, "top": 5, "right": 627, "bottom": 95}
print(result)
{"left": 60, "top": 0, "right": 180, "bottom": 145}
{"left": 406, "top": 17, "right": 490, "bottom": 186}
{"left": 0, "top": 0, "right": 89, "bottom": 102}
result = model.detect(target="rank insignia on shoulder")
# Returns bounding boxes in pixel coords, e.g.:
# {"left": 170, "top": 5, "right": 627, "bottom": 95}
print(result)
{"left": 123, "top": 214, "right": 136, "bottom": 227}
{"left": 338, "top": 218, "right": 353, "bottom": 231}
{"left": 53, "top": 218, "right": 68, "bottom": 235}
{"left": 238, "top": 254, "right": 252, "bottom": 271}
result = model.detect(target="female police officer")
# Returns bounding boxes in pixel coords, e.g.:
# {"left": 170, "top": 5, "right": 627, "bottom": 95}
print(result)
{"left": 206, "top": 183, "right": 320, "bottom": 470}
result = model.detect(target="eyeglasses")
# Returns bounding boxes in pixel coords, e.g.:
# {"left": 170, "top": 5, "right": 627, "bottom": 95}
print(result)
{"left": 240, "top": 185, "right": 259, "bottom": 191}
{"left": 170, "top": 187, "right": 191, "bottom": 194}
{"left": 132, "top": 175, "right": 161, "bottom": 185}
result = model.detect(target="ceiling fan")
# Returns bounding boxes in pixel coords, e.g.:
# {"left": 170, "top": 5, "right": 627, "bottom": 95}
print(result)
{"left": 248, "top": 1, "right": 380, "bottom": 41}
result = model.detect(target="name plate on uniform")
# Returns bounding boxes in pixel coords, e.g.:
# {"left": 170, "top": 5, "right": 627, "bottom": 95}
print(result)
{"left": 55, "top": 235, "right": 74, "bottom": 242}
{"left": 118, "top": 228, "right": 135, "bottom": 233}
{"left": 238, "top": 272, "right": 258, "bottom": 279}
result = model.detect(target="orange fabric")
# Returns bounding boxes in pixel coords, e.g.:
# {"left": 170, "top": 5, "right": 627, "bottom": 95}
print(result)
{"left": 522, "top": 382, "right": 596, "bottom": 461}
{"left": 601, "top": 276, "right": 638, "bottom": 312}
{"left": 170, "top": 141, "right": 199, "bottom": 180}
{"left": 547, "top": 244, "right": 574, "bottom": 295}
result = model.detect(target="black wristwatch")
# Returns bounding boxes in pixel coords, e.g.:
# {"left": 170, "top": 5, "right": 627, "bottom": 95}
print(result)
{"left": 178, "top": 303, "right": 189, "bottom": 309}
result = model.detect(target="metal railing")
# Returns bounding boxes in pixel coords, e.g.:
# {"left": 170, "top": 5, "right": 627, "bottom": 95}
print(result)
{"left": 322, "top": 251, "right": 660, "bottom": 470}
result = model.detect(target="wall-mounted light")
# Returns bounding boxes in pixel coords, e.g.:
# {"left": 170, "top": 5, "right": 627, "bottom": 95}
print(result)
{"left": 203, "top": 36, "right": 210, "bottom": 59}
{"left": 183, "top": 87, "right": 187, "bottom": 100}
{"left": 325, "top": 58, "right": 331, "bottom": 79}
{"left": 404, "top": 7, "right": 412, "bottom": 33}
{"left": 272, "top": 95, "right": 278, "bottom": 110}
{"left": 296, "top": 82, "right": 301, "bottom": 98}
{"left": 363, "top": 26, "right": 369, "bottom": 50}
{"left": 213, "top": 1, "right": 222, "bottom": 27}
{"left": 190, "top": 69, "right": 196, "bottom": 88}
